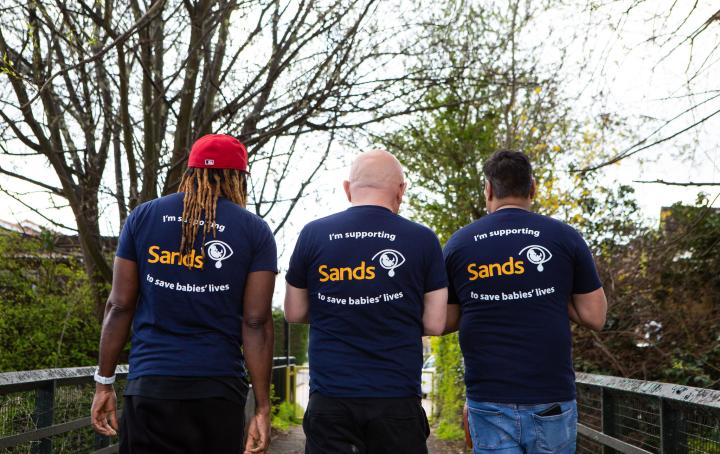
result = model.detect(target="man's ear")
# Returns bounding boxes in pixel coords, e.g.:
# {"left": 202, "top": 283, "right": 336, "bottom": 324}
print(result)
{"left": 484, "top": 180, "right": 493, "bottom": 201}
{"left": 395, "top": 181, "right": 407, "bottom": 208}
{"left": 343, "top": 180, "right": 352, "bottom": 202}
{"left": 529, "top": 178, "right": 537, "bottom": 200}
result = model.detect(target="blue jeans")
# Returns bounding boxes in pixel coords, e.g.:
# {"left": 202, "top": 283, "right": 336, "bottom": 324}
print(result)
{"left": 466, "top": 399, "right": 577, "bottom": 454}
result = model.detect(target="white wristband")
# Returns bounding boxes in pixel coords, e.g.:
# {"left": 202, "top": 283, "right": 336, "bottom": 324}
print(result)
{"left": 94, "top": 369, "right": 116, "bottom": 385}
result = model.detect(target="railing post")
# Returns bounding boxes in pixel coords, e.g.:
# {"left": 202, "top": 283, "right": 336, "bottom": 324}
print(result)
{"left": 94, "top": 432, "right": 111, "bottom": 450}
{"left": 601, "top": 387, "right": 617, "bottom": 454}
{"left": 30, "top": 381, "right": 55, "bottom": 454}
{"left": 660, "top": 398, "right": 687, "bottom": 454}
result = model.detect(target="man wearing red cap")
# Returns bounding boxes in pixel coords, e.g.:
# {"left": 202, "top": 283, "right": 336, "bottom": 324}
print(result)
{"left": 91, "top": 134, "right": 277, "bottom": 454}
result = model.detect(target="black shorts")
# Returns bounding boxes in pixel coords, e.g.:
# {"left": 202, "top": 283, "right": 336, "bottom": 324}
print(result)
{"left": 303, "top": 393, "right": 430, "bottom": 454}
{"left": 119, "top": 395, "right": 246, "bottom": 454}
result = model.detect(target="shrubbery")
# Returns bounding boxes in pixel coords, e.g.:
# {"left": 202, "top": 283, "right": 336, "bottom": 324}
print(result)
{"left": 272, "top": 309, "right": 309, "bottom": 365}
{"left": 0, "top": 232, "right": 312, "bottom": 375}
{"left": 0, "top": 231, "right": 100, "bottom": 372}
{"left": 430, "top": 334, "right": 465, "bottom": 440}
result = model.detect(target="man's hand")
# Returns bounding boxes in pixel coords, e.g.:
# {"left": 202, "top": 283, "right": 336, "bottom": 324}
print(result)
{"left": 243, "top": 271, "right": 274, "bottom": 453}
{"left": 92, "top": 256, "right": 137, "bottom": 438}
{"left": 244, "top": 409, "right": 271, "bottom": 453}
{"left": 91, "top": 384, "right": 118, "bottom": 436}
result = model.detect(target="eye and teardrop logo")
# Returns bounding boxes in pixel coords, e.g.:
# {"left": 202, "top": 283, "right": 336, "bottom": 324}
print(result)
{"left": 518, "top": 245, "right": 552, "bottom": 272}
{"left": 372, "top": 249, "right": 406, "bottom": 277}
{"left": 205, "top": 240, "right": 233, "bottom": 269}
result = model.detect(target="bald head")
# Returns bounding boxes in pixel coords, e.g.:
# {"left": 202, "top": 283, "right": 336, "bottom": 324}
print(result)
{"left": 344, "top": 149, "right": 407, "bottom": 213}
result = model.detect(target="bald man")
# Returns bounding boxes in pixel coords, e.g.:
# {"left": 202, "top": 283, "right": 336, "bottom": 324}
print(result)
{"left": 285, "top": 150, "right": 448, "bottom": 454}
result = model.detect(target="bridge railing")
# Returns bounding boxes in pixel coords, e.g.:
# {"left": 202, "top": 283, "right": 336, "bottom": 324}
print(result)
{"left": 0, "top": 358, "right": 295, "bottom": 454}
{"left": 3, "top": 367, "right": 718, "bottom": 453}
{"left": 0, "top": 365, "right": 129, "bottom": 454}
{"left": 576, "top": 373, "right": 720, "bottom": 454}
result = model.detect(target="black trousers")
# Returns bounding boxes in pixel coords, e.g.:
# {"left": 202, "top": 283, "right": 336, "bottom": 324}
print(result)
{"left": 119, "top": 395, "right": 246, "bottom": 454}
{"left": 303, "top": 393, "right": 430, "bottom": 454}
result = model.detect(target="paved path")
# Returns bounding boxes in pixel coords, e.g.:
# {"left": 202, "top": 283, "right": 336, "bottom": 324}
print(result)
{"left": 267, "top": 426, "right": 305, "bottom": 454}
{"left": 267, "top": 426, "right": 468, "bottom": 454}
{"left": 273, "top": 369, "right": 465, "bottom": 453}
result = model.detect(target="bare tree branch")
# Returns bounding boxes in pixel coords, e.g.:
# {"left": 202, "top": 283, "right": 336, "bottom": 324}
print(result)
{"left": 633, "top": 179, "right": 720, "bottom": 186}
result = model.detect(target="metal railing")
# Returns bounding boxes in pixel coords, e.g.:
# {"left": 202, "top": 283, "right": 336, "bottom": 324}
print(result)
{"left": 0, "top": 359, "right": 296, "bottom": 454}
{"left": 576, "top": 373, "right": 720, "bottom": 454}
{"left": 3, "top": 366, "right": 718, "bottom": 453}
{"left": 0, "top": 366, "right": 129, "bottom": 454}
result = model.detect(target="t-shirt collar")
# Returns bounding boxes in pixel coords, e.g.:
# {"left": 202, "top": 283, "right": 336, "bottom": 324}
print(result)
{"left": 489, "top": 207, "right": 531, "bottom": 216}
{"left": 347, "top": 204, "right": 395, "bottom": 214}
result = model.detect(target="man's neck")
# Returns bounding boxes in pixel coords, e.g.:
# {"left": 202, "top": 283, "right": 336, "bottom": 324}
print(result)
{"left": 351, "top": 200, "right": 397, "bottom": 213}
{"left": 490, "top": 199, "right": 532, "bottom": 214}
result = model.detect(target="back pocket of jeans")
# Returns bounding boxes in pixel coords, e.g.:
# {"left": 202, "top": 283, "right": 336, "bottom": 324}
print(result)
{"left": 467, "top": 407, "right": 514, "bottom": 450}
{"left": 532, "top": 407, "right": 576, "bottom": 452}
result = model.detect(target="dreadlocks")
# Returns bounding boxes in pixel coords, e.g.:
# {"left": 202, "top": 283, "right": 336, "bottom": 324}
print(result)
{"left": 178, "top": 167, "right": 247, "bottom": 262}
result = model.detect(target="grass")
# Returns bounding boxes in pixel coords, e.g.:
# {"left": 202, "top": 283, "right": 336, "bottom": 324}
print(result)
{"left": 271, "top": 401, "right": 304, "bottom": 431}
{"left": 435, "top": 420, "right": 465, "bottom": 441}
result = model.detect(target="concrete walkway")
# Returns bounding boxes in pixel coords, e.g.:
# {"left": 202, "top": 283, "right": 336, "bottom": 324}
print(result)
{"left": 274, "top": 369, "right": 467, "bottom": 453}
{"left": 267, "top": 426, "right": 468, "bottom": 454}
{"left": 268, "top": 426, "right": 305, "bottom": 454}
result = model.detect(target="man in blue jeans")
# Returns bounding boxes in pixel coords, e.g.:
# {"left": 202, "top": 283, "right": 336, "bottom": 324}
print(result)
{"left": 443, "top": 150, "right": 607, "bottom": 454}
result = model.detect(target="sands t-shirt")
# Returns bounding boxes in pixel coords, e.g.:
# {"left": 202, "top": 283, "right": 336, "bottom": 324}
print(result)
{"left": 286, "top": 205, "right": 448, "bottom": 398}
{"left": 443, "top": 208, "right": 601, "bottom": 404}
{"left": 116, "top": 192, "right": 277, "bottom": 381}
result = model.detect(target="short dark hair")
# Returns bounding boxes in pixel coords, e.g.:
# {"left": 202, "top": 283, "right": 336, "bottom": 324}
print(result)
{"left": 482, "top": 150, "right": 533, "bottom": 199}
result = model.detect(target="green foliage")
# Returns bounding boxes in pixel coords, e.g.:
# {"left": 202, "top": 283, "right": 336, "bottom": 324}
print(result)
{"left": 272, "top": 310, "right": 309, "bottom": 365}
{"left": 687, "top": 427, "right": 720, "bottom": 454}
{"left": 565, "top": 178, "right": 644, "bottom": 251}
{"left": 431, "top": 334, "right": 465, "bottom": 441}
{"left": 385, "top": 91, "right": 497, "bottom": 243}
{"left": 574, "top": 197, "right": 720, "bottom": 389}
{"left": 271, "top": 400, "right": 304, "bottom": 431}
{"left": 435, "top": 420, "right": 465, "bottom": 441}
{"left": 0, "top": 231, "right": 100, "bottom": 372}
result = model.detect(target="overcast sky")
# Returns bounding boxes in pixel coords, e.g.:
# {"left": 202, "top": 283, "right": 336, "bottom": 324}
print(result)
{"left": 1, "top": 0, "right": 718, "bottom": 277}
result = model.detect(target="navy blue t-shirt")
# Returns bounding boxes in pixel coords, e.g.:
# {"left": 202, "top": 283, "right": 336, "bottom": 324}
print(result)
{"left": 444, "top": 208, "right": 601, "bottom": 404}
{"left": 286, "top": 205, "right": 448, "bottom": 398}
{"left": 116, "top": 192, "right": 277, "bottom": 380}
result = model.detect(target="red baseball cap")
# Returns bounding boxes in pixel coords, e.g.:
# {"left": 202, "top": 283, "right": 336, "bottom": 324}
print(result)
{"left": 187, "top": 134, "right": 248, "bottom": 172}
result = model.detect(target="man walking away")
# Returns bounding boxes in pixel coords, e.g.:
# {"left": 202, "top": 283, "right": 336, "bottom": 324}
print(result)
{"left": 285, "top": 149, "right": 448, "bottom": 454}
{"left": 444, "top": 150, "right": 607, "bottom": 454}
{"left": 91, "top": 134, "right": 277, "bottom": 454}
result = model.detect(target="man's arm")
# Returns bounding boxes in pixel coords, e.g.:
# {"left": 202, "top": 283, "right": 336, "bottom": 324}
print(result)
{"left": 91, "top": 257, "right": 139, "bottom": 436}
{"left": 568, "top": 300, "right": 582, "bottom": 325}
{"left": 444, "top": 304, "right": 461, "bottom": 334}
{"left": 423, "top": 288, "right": 448, "bottom": 335}
{"left": 284, "top": 283, "right": 309, "bottom": 324}
{"left": 242, "top": 271, "right": 275, "bottom": 454}
{"left": 570, "top": 287, "right": 607, "bottom": 331}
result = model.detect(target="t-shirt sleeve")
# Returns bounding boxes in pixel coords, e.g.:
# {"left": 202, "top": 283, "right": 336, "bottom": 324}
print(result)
{"left": 116, "top": 212, "right": 138, "bottom": 262}
{"left": 443, "top": 237, "right": 460, "bottom": 304}
{"left": 423, "top": 231, "right": 449, "bottom": 293}
{"left": 571, "top": 229, "right": 602, "bottom": 294}
{"left": 285, "top": 227, "right": 310, "bottom": 289}
{"left": 250, "top": 218, "right": 278, "bottom": 273}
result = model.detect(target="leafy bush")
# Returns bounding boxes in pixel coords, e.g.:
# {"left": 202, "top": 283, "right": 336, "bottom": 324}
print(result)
{"left": 431, "top": 334, "right": 465, "bottom": 440}
{"left": 271, "top": 400, "right": 304, "bottom": 431}
{"left": 0, "top": 231, "right": 100, "bottom": 372}
{"left": 272, "top": 309, "right": 309, "bottom": 365}
{"left": 575, "top": 198, "right": 720, "bottom": 388}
